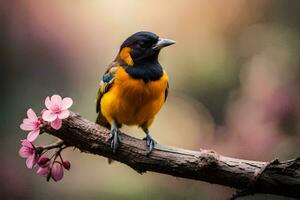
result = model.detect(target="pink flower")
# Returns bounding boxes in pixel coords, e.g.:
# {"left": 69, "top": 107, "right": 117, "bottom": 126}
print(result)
{"left": 19, "top": 140, "right": 38, "bottom": 169}
{"left": 42, "top": 95, "right": 73, "bottom": 130}
{"left": 20, "top": 109, "right": 43, "bottom": 142}
{"left": 37, "top": 157, "right": 51, "bottom": 177}
{"left": 36, "top": 158, "right": 69, "bottom": 181}
{"left": 37, "top": 165, "right": 51, "bottom": 177}
{"left": 37, "top": 156, "right": 50, "bottom": 168}
{"left": 51, "top": 162, "right": 64, "bottom": 181}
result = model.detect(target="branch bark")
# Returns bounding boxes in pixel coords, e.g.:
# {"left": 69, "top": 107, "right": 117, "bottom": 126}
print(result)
{"left": 44, "top": 112, "right": 300, "bottom": 199}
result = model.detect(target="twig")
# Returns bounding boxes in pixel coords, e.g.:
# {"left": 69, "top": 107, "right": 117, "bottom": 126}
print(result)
{"left": 42, "top": 139, "right": 65, "bottom": 150}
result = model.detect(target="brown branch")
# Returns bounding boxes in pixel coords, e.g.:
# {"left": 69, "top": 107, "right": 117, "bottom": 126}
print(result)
{"left": 44, "top": 111, "right": 300, "bottom": 199}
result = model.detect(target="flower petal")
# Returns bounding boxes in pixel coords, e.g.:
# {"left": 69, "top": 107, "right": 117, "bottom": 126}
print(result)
{"left": 26, "top": 155, "right": 38, "bottom": 169}
{"left": 42, "top": 110, "right": 57, "bottom": 122}
{"left": 37, "top": 166, "right": 50, "bottom": 177}
{"left": 27, "top": 129, "right": 40, "bottom": 142}
{"left": 27, "top": 108, "right": 38, "bottom": 121}
{"left": 58, "top": 110, "right": 70, "bottom": 119}
{"left": 21, "top": 139, "right": 33, "bottom": 148}
{"left": 45, "top": 96, "right": 52, "bottom": 110}
{"left": 19, "top": 147, "right": 33, "bottom": 158}
{"left": 23, "top": 118, "right": 30, "bottom": 123}
{"left": 51, "top": 118, "right": 62, "bottom": 130}
{"left": 20, "top": 122, "right": 34, "bottom": 131}
{"left": 62, "top": 97, "right": 73, "bottom": 110}
{"left": 51, "top": 162, "right": 64, "bottom": 181}
{"left": 51, "top": 95, "right": 62, "bottom": 107}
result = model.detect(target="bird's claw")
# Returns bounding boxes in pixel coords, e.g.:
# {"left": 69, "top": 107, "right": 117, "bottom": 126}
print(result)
{"left": 110, "top": 128, "right": 121, "bottom": 153}
{"left": 143, "top": 135, "right": 156, "bottom": 155}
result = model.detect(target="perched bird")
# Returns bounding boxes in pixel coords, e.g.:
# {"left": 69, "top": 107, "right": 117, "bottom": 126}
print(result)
{"left": 96, "top": 31, "right": 175, "bottom": 153}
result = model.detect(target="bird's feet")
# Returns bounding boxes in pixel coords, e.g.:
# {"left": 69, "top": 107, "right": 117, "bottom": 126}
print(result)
{"left": 143, "top": 134, "right": 156, "bottom": 155}
{"left": 109, "top": 128, "right": 121, "bottom": 153}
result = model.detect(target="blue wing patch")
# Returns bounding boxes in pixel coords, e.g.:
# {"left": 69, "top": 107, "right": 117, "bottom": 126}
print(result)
{"left": 96, "top": 65, "right": 119, "bottom": 113}
{"left": 102, "top": 73, "right": 114, "bottom": 83}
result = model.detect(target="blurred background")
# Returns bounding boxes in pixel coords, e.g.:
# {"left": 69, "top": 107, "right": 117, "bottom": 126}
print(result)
{"left": 1, "top": 0, "right": 300, "bottom": 199}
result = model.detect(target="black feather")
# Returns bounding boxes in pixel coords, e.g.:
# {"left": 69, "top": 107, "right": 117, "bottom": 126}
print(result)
{"left": 125, "top": 62, "right": 163, "bottom": 83}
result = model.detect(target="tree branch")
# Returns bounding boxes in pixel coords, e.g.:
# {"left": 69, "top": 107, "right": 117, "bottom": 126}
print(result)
{"left": 44, "top": 111, "right": 300, "bottom": 199}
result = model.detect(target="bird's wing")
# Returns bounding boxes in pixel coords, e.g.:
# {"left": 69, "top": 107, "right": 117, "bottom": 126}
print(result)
{"left": 96, "top": 62, "right": 119, "bottom": 113}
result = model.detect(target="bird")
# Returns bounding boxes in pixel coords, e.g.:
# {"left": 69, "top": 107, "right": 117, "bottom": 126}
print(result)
{"left": 96, "top": 31, "right": 175, "bottom": 154}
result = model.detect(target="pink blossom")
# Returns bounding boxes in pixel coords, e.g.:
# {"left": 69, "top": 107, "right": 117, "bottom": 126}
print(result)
{"left": 19, "top": 140, "right": 38, "bottom": 169}
{"left": 37, "top": 156, "right": 50, "bottom": 168}
{"left": 42, "top": 95, "right": 73, "bottom": 130}
{"left": 20, "top": 109, "right": 43, "bottom": 142}
{"left": 51, "top": 118, "right": 62, "bottom": 130}
{"left": 51, "top": 162, "right": 64, "bottom": 181}
{"left": 37, "top": 165, "right": 51, "bottom": 177}
{"left": 37, "top": 157, "right": 51, "bottom": 177}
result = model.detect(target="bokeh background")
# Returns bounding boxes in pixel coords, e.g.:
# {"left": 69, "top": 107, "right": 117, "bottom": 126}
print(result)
{"left": 1, "top": 0, "right": 300, "bottom": 199}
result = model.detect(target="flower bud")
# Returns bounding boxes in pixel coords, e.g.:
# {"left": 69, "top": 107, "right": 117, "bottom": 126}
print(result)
{"left": 62, "top": 160, "right": 71, "bottom": 170}
{"left": 37, "top": 157, "right": 50, "bottom": 168}
{"left": 51, "top": 162, "right": 64, "bottom": 182}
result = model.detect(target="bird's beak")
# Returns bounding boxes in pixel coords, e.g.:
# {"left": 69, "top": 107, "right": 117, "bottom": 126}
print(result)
{"left": 153, "top": 38, "right": 176, "bottom": 50}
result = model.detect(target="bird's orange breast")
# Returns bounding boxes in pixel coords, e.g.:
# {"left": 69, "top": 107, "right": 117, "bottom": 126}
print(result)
{"left": 100, "top": 67, "right": 168, "bottom": 127}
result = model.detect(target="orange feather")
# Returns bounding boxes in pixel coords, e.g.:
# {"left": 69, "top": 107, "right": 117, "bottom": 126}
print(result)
{"left": 100, "top": 67, "right": 168, "bottom": 128}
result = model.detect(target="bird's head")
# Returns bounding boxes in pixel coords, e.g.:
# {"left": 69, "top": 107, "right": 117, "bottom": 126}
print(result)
{"left": 117, "top": 31, "right": 175, "bottom": 66}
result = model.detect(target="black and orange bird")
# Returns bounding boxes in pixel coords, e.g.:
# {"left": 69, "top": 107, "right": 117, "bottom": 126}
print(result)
{"left": 96, "top": 31, "right": 175, "bottom": 153}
